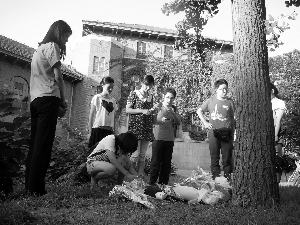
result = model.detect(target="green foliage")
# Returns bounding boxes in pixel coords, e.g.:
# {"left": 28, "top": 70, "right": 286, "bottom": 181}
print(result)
{"left": 146, "top": 56, "right": 212, "bottom": 131}
{"left": 162, "top": 0, "right": 297, "bottom": 60}
{"left": 269, "top": 49, "right": 300, "bottom": 156}
{"left": 0, "top": 88, "right": 30, "bottom": 199}
{"left": 48, "top": 118, "right": 90, "bottom": 184}
{"left": 162, "top": 0, "right": 221, "bottom": 62}
{"left": 286, "top": 0, "right": 300, "bottom": 7}
{"left": 266, "top": 12, "right": 298, "bottom": 51}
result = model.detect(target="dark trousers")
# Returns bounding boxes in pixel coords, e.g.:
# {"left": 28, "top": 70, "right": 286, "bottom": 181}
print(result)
{"left": 25, "top": 96, "right": 60, "bottom": 195}
{"left": 88, "top": 127, "right": 113, "bottom": 148}
{"left": 149, "top": 140, "right": 174, "bottom": 185}
{"left": 208, "top": 129, "right": 233, "bottom": 179}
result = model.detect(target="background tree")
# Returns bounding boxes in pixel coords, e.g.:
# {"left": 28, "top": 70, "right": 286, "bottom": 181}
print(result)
{"left": 285, "top": 0, "right": 300, "bottom": 7}
{"left": 163, "top": 0, "right": 297, "bottom": 59}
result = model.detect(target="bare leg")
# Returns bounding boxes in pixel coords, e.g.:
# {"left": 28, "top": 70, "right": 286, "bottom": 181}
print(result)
{"left": 136, "top": 140, "right": 150, "bottom": 176}
{"left": 89, "top": 161, "right": 117, "bottom": 189}
{"left": 276, "top": 143, "right": 283, "bottom": 183}
{"left": 91, "top": 172, "right": 112, "bottom": 188}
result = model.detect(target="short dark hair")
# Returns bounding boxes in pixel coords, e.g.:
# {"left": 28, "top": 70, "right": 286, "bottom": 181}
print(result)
{"left": 100, "top": 76, "right": 114, "bottom": 86}
{"left": 143, "top": 75, "right": 155, "bottom": 86}
{"left": 39, "top": 20, "right": 72, "bottom": 59}
{"left": 164, "top": 87, "right": 176, "bottom": 98}
{"left": 214, "top": 79, "right": 228, "bottom": 89}
{"left": 270, "top": 83, "right": 279, "bottom": 96}
{"left": 115, "top": 131, "right": 138, "bottom": 154}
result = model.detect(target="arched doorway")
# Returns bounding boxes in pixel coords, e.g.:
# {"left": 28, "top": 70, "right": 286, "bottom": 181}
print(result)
{"left": 9, "top": 76, "right": 29, "bottom": 114}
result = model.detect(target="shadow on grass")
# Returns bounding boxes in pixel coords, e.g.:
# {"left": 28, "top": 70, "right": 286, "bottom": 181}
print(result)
{"left": 1, "top": 177, "right": 300, "bottom": 225}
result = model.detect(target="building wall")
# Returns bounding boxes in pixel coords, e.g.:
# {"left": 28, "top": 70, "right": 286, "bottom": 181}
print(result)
{"left": 93, "top": 32, "right": 180, "bottom": 59}
{"left": 66, "top": 37, "right": 91, "bottom": 76}
{"left": 0, "top": 58, "right": 80, "bottom": 140}
{"left": 0, "top": 60, "right": 31, "bottom": 120}
{"left": 0, "top": 61, "right": 30, "bottom": 90}
{"left": 70, "top": 76, "right": 92, "bottom": 134}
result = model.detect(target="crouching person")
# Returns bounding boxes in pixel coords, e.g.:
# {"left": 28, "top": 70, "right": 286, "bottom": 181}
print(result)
{"left": 86, "top": 131, "right": 139, "bottom": 189}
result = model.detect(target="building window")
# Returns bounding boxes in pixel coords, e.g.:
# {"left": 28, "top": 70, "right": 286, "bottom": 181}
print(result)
{"left": 137, "top": 42, "right": 147, "bottom": 59}
{"left": 93, "top": 56, "right": 105, "bottom": 75}
{"left": 164, "top": 45, "right": 173, "bottom": 58}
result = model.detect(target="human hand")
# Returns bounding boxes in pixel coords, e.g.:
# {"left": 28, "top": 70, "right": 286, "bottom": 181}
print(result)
{"left": 60, "top": 99, "right": 68, "bottom": 109}
{"left": 203, "top": 121, "right": 213, "bottom": 129}
{"left": 162, "top": 117, "right": 172, "bottom": 123}
{"left": 142, "top": 109, "right": 151, "bottom": 115}
{"left": 58, "top": 105, "right": 67, "bottom": 118}
{"left": 126, "top": 173, "right": 138, "bottom": 181}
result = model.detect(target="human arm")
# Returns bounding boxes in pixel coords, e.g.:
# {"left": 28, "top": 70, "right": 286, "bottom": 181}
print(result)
{"left": 87, "top": 103, "right": 96, "bottom": 137}
{"left": 196, "top": 107, "right": 212, "bottom": 129}
{"left": 128, "top": 161, "right": 138, "bottom": 176}
{"left": 231, "top": 100, "right": 236, "bottom": 137}
{"left": 53, "top": 63, "right": 67, "bottom": 108}
{"left": 125, "top": 91, "right": 150, "bottom": 115}
{"left": 106, "top": 151, "right": 137, "bottom": 179}
{"left": 126, "top": 103, "right": 150, "bottom": 114}
{"left": 274, "top": 109, "right": 284, "bottom": 142}
{"left": 168, "top": 107, "right": 181, "bottom": 126}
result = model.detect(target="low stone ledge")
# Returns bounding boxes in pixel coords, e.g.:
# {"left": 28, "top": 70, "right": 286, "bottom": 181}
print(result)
{"left": 146, "top": 141, "right": 210, "bottom": 171}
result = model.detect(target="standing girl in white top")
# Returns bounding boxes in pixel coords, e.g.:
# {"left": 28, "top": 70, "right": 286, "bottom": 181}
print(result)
{"left": 88, "top": 76, "right": 118, "bottom": 148}
{"left": 25, "top": 20, "right": 71, "bottom": 196}
{"left": 271, "top": 83, "right": 286, "bottom": 182}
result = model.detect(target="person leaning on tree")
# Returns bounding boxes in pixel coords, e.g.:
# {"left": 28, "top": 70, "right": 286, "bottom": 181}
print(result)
{"left": 196, "top": 79, "right": 235, "bottom": 180}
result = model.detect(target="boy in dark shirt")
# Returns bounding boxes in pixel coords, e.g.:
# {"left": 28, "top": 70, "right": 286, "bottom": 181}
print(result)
{"left": 197, "top": 79, "right": 235, "bottom": 180}
{"left": 149, "top": 87, "right": 181, "bottom": 185}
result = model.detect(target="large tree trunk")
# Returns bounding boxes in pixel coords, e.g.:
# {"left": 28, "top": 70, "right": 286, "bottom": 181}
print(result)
{"left": 231, "top": 0, "right": 279, "bottom": 207}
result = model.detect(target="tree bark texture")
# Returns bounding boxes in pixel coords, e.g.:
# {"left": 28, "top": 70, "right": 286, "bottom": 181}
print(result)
{"left": 231, "top": 0, "right": 279, "bottom": 207}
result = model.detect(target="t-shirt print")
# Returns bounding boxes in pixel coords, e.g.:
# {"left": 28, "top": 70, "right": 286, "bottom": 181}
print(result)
{"left": 211, "top": 104, "right": 229, "bottom": 121}
{"left": 102, "top": 100, "right": 114, "bottom": 113}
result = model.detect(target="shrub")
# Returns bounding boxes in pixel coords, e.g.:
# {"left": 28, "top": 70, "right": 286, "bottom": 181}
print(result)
{"left": 47, "top": 118, "right": 90, "bottom": 184}
{"left": 0, "top": 88, "right": 30, "bottom": 199}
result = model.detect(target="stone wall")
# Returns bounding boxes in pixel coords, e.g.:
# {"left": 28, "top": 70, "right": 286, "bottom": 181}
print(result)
{"left": 146, "top": 140, "right": 211, "bottom": 171}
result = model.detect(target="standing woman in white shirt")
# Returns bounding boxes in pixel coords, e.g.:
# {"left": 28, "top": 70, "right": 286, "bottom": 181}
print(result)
{"left": 271, "top": 83, "right": 286, "bottom": 182}
{"left": 87, "top": 76, "right": 117, "bottom": 148}
{"left": 25, "top": 20, "right": 72, "bottom": 196}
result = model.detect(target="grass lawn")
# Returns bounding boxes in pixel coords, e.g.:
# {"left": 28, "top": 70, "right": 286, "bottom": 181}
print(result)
{"left": 1, "top": 174, "right": 300, "bottom": 225}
